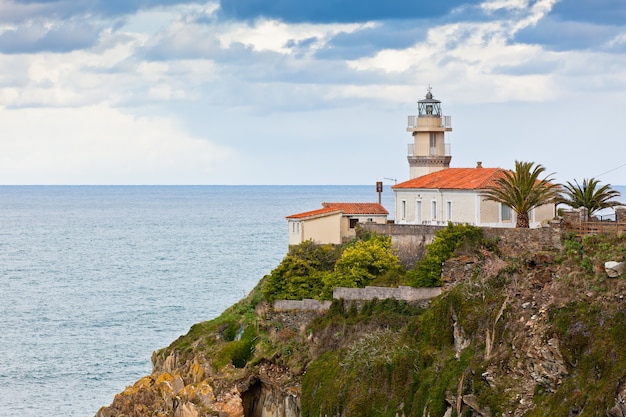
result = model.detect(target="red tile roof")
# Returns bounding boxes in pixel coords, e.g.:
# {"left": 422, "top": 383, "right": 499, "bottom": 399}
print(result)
{"left": 286, "top": 206, "right": 341, "bottom": 219}
{"left": 322, "top": 202, "right": 389, "bottom": 215}
{"left": 286, "top": 202, "right": 389, "bottom": 219}
{"left": 392, "top": 168, "right": 506, "bottom": 190}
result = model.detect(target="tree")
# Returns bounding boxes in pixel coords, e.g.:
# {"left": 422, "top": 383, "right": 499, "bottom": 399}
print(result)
{"left": 321, "top": 234, "right": 403, "bottom": 298}
{"left": 558, "top": 178, "right": 622, "bottom": 219}
{"left": 483, "top": 160, "right": 560, "bottom": 228}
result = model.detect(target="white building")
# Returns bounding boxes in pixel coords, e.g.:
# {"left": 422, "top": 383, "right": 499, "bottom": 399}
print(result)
{"left": 393, "top": 89, "right": 554, "bottom": 228}
{"left": 392, "top": 165, "right": 554, "bottom": 228}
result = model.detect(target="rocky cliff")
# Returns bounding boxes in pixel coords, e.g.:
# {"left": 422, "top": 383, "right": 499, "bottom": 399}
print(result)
{"left": 96, "top": 232, "right": 626, "bottom": 417}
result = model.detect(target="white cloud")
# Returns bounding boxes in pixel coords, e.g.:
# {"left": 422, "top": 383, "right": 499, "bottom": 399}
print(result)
{"left": 481, "top": 0, "right": 529, "bottom": 12}
{"left": 217, "top": 19, "right": 376, "bottom": 54}
{"left": 0, "top": 106, "right": 236, "bottom": 184}
{"left": 345, "top": 6, "right": 565, "bottom": 104}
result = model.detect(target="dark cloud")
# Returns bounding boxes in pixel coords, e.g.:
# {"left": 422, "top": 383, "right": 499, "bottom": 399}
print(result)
{"left": 217, "top": 0, "right": 474, "bottom": 24}
{"left": 314, "top": 21, "right": 428, "bottom": 60}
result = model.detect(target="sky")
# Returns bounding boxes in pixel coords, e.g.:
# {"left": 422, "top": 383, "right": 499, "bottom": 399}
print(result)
{"left": 1, "top": 0, "right": 625, "bottom": 185}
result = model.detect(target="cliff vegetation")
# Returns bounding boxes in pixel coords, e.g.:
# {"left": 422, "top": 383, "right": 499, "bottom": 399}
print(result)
{"left": 96, "top": 227, "right": 626, "bottom": 417}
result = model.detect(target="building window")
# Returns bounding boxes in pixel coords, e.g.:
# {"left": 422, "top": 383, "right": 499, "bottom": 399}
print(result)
{"left": 349, "top": 218, "right": 359, "bottom": 229}
{"left": 446, "top": 201, "right": 452, "bottom": 221}
{"left": 366, "top": 218, "right": 373, "bottom": 223}
{"left": 401, "top": 200, "right": 407, "bottom": 220}
{"left": 432, "top": 200, "right": 437, "bottom": 220}
{"left": 429, "top": 133, "right": 437, "bottom": 155}
{"left": 501, "top": 204, "right": 512, "bottom": 221}
{"left": 416, "top": 200, "right": 422, "bottom": 224}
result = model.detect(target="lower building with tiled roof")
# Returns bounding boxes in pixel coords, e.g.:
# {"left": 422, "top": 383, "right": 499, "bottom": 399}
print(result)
{"left": 286, "top": 202, "right": 389, "bottom": 245}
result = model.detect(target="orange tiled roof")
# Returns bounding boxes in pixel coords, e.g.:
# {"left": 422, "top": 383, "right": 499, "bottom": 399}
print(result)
{"left": 392, "top": 168, "right": 506, "bottom": 190}
{"left": 286, "top": 206, "right": 341, "bottom": 219}
{"left": 322, "top": 202, "right": 389, "bottom": 215}
{"left": 286, "top": 202, "right": 389, "bottom": 219}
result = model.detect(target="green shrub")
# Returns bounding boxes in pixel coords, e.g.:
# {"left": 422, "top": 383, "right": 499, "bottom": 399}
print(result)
{"left": 262, "top": 240, "right": 342, "bottom": 301}
{"left": 322, "top": 234, "right": 404, "bottom": 295}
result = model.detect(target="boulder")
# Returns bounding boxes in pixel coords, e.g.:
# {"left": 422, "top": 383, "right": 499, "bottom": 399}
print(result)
{"left": 605, "top": 261, "right": 625, "bottom": 278}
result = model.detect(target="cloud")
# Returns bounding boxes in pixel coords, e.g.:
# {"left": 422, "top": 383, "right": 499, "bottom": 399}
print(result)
{"left": 0, "top": 20, "right": 101, "bottom": 53}
{"left": 314, "top": 21, "right": 429, "bottom": 60}
{"left": 513, "top": 17, "right": 624, "bottom": 52}
{"left": 0, "top": 106, "right": 236, "bottom": 184}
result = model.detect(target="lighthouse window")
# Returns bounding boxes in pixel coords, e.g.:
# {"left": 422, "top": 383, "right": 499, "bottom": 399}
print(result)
{"left": 429, "top": 134, "right": 437, "bottom": 155}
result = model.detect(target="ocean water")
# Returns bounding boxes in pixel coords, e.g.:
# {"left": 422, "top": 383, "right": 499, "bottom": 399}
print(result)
{"left": 0, "top": 185, "right": 394, "bottom": 417}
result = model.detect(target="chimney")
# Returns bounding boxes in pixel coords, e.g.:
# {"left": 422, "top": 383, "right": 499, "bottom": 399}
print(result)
{"left": 476, "top": 161, "right": 482, "bottom": 168}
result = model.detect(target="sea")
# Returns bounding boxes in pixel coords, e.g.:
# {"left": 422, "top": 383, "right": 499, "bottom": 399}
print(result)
{"left": 0, "top": 185, "right": 396, "bottom": 417}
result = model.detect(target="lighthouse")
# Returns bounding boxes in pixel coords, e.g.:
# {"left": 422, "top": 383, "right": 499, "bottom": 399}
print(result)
{"left": 406, "top": 88, "right": 453, "bottom": 179}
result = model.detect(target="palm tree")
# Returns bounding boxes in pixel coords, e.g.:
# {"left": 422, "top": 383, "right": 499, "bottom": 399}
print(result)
{"left": 558, "top": 178, "right": 621, "bottom": 220}
{"left": 483, "top": 160, "right": 560, "bottom": 228}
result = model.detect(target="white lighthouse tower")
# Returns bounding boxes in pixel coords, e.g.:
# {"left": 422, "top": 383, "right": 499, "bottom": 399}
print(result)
{"left": 406, "top": 88, "right": 453, "bottom": 179}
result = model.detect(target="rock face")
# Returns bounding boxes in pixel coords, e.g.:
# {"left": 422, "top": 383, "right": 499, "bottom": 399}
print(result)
{"left": 241, "top": 379, "right": 300, "bottom": 417}
{"left": 97, "top": 233, "right": 626, "bottom": 417}
{"left": 608, "top": 377, "right": 626, "bottom": 417}
{"left": 95, "top": 354, "right": 302, "bottom": 417}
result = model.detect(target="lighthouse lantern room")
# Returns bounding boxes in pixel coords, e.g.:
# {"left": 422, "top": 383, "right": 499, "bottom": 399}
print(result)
{"left": 406, "top": 88, "right": 453, "bottom": 179}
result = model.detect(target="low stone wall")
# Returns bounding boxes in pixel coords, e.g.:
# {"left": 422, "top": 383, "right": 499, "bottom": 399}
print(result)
{"left": 273, "top": 286, "right": 442, "bottom": 312}
{"left": 333, "top": 286, "right": 442, "bottom": 301}
{"left": 273, "top": 299, "right": 332, "bottom": 311}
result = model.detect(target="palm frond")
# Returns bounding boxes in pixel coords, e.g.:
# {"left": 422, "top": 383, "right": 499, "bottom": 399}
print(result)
{"left": 483, "top": 161, "right": 559, "bottom": 228}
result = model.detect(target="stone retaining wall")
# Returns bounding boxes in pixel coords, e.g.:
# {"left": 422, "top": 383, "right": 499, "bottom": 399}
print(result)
{"left": 273, "top": 299, "right": 332, "bottom": 311}
{"left": 273, "top": 286, "right": 442, "bottom": 312}
{"left": 482, "top": 225, "right": 563, "bottom": 257}
{"left": 333, "top": 285, "right": 441, "bottom": 301}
